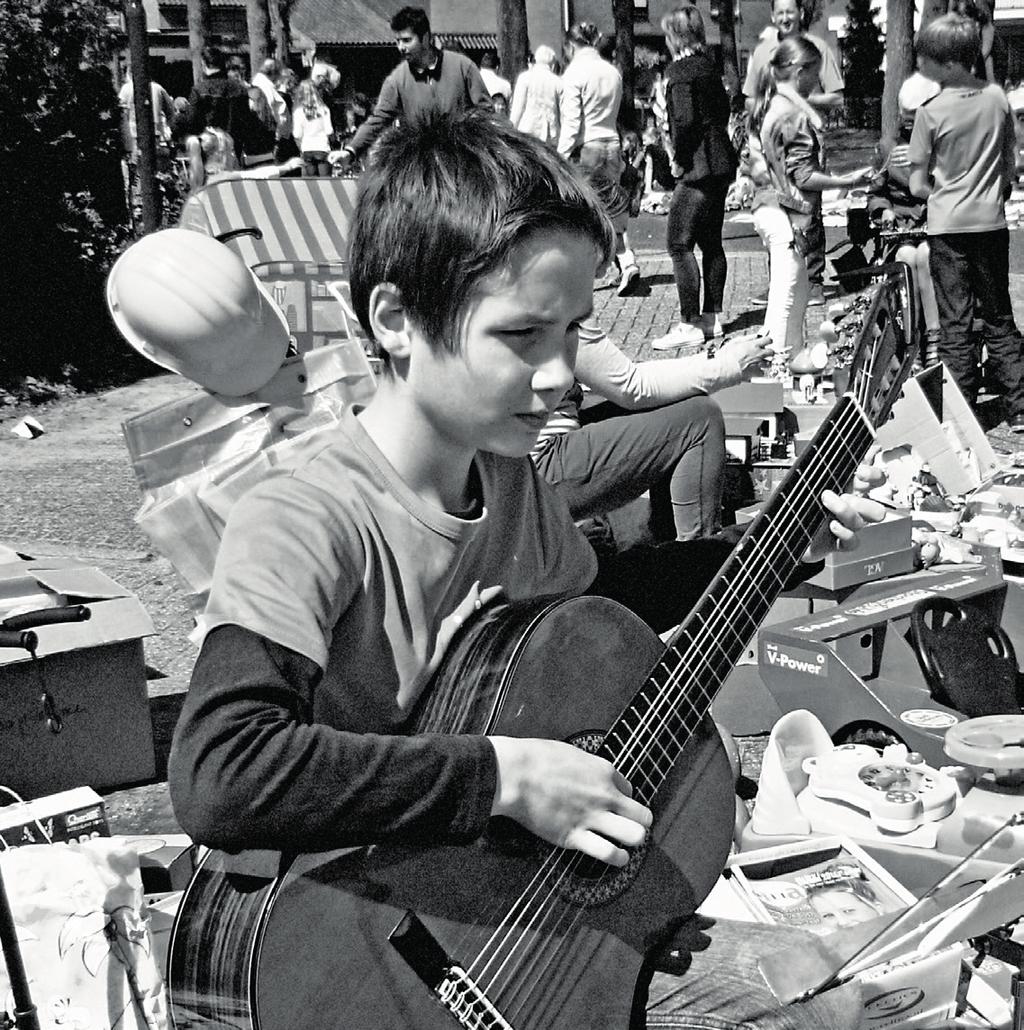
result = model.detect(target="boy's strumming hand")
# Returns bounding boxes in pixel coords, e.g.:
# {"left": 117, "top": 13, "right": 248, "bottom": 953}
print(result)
{"left": 488, "top": 736, "right": 653, "bottom": 868}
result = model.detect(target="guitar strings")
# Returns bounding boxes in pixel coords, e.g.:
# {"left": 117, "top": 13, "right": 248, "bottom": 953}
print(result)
{"left": 615, "top": 399, "right": 877, "bottom": 793}
{"left": 489, "top": 404, "right": 875, "bottom": 1024}
{"left": 466, "top": 398, "right": 876, "bottom": 1022}
{"left": 460, "top": 355, "right": 892, "bottom": 1024}
{"left": 478, "top": 397, "right": 869, "bottom": 1017}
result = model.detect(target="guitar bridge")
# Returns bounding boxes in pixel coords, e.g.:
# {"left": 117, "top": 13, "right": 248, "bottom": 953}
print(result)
{"left": 390, "top": 911, "right": 514, "bottom": 1029}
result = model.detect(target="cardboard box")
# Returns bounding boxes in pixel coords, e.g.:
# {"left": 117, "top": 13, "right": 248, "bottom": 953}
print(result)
{"left": 736, "top": 510, "right": 914, "bottom": 591}
{"left": 802, "top": 514, "right": 914, "bottom": 590}
{"left": 112, "top": 833, "right": 197, "bottom": 894}
{"left": 0, "top": 786, "right": 109, "bottom": 848}
{"left": 0, "top": 558, "right": 156, "bottom": 795}
{"left": 803, "top": 546, "right": 917, "bottom": 591}
{"left": 876, "top": 364, "right": 1000, "bottom": 496}
{"left": 716, "top": 379, "right": 785, "bottom": 415}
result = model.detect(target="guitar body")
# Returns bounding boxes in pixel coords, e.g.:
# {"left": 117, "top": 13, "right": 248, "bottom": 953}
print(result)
{"left": 169, "top": 596, "right": 735, "bottom": 1030}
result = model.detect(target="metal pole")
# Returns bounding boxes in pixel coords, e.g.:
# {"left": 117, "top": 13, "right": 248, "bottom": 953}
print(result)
{"left": 0, "top": 861, "right": 40, "bottom": 1030}
{"left": 125, "top": 0, "right": 160, "bottom": 233}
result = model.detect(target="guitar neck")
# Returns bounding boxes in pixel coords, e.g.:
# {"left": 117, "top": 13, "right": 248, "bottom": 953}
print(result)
{"left": 599, "top": 394, "right": 875, "bottom": 805}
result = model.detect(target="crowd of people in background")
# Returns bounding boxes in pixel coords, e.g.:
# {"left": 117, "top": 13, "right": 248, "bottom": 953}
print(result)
{"left": 119, "top": 0, "right": 1024, "bottom": 434}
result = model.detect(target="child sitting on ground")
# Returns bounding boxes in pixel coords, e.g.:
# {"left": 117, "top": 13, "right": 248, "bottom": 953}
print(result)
{"left": 909, "top": 13, "right": 1024, "bottom": 431}
{"left": 867, "top": 70, "right": 942, "bottom": 365}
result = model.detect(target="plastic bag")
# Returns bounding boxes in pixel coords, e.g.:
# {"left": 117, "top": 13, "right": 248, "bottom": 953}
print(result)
{"left": 0, "top": 840, "right": 166, "bottom": 1029}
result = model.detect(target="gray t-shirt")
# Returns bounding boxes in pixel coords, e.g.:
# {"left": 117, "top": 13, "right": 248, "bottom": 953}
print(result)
{"left": 908, "top": 82, "right": 1016, "bottom": 235}
{"left": 202, "top": 405, "right": 596, "bottom": 713}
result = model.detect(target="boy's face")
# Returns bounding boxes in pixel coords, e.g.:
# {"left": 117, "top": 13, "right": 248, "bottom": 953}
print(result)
{"left": 404, "top": 230, "right": 599, "bottom": 460}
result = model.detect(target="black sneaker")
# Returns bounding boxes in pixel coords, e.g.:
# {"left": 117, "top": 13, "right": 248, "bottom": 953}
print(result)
{"left": 807, "top": 284, "right": 826, "bottom": 306}
{"left": 1010, "top": 414, "right": 1024, "bottom": 433}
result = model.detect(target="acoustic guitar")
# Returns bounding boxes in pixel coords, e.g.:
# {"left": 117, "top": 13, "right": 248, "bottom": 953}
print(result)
{"left": 167, "top": 267, "right": 917, "bottom": 1030}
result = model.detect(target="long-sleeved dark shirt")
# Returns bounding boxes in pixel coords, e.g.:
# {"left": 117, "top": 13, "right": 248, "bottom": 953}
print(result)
{"left": 346, "top": 48, "right": 492, "bottom": 158}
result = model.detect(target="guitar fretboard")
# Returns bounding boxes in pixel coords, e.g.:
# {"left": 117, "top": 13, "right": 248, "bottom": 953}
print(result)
{"left": 599, "top": 395, "right": 875, "bottom": 805}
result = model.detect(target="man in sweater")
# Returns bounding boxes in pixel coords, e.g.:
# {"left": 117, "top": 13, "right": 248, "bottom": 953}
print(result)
{"left": 331, "top": 6, "right": 492, "bottom": 168}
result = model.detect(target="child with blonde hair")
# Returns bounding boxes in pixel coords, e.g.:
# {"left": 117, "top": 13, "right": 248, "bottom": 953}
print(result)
{"left": 292, "top": 78, "right": 334, "bottom": 177}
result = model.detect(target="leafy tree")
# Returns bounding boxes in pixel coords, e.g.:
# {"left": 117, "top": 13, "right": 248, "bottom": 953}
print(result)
{"left": 843, "top": 0, "right": 884, "bottom": 126}
{"left": 844, "top": 0, "right": 884, "bottom": 97}
{"left": 0, "top": 0, "right": 133, "bottom": 384}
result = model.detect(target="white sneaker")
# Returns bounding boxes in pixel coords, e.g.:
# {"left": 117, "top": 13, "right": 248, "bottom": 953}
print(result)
{"left": 616, "top": 263, "right": 641, "bottom": 296}
{"left": 699, "top": 313, "right": 724, "bottom": 339}
{"left": 651, "top": 322, "right": 705, "bottom": 351}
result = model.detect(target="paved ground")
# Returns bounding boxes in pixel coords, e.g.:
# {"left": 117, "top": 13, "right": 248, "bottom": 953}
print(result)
{"left": 3, "top": 201, "right": 1024, "bottom": 837}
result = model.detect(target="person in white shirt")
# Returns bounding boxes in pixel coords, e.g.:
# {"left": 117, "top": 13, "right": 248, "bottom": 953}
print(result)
{"left": 292, "top": 79, "right": 335, "bottom": 177}
{"left": 479, "top": 51, "right": 512, "bottom": 101}
{"left": 118, "top": 73, "right": 174, "bottom": 163}
{"left": 251, "top": 58, "right": 289, "bottom": 147}
{"left": 532, "top": 323, "right": 771, "bottom": 541}
{"left": 510, "top": 45, "right": 562, "bottom": 146}
{"left": 559, "top": 23, "right": 640, "bottom": 296}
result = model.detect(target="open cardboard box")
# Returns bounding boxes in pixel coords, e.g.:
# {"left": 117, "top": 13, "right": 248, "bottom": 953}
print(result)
{"left": 875, "top": 364, "right": 1001, "bottom": 497}
{"left": 0, "top": 556, "right": 156, "bottom": 796}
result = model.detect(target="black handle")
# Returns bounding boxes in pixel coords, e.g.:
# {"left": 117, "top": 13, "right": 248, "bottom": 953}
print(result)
{"left": 0, "top": 630, "right": 38, "bottom": 652}
{"left": 1, "top": 605, "right": 91, "bottom": 631}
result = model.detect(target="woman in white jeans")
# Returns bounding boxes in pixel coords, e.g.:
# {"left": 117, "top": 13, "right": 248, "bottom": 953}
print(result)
{"left": 746, "top": 37, "right": 870, "bottom": 365}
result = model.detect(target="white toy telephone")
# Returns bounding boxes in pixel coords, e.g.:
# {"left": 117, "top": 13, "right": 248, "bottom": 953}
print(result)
{"left": 801, "top": 743, "right": 958, "bottom": 833}
{"left": 747, "top": 710, "right": 960, "bottom": 848}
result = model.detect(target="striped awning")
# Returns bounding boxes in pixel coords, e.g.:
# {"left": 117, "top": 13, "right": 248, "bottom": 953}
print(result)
{"left": 178, "top": 176, "right": 360, "bottom": 266}
{"left": 434, "top": 33, "right": 498, "bottom": 49}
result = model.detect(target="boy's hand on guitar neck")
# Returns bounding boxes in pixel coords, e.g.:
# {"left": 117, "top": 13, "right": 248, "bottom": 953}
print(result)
{"left": 489, "top": 736, "right": 653, "bottom": 868}
{"left": 805, "top": 459, "right": 888, "bottom": 562}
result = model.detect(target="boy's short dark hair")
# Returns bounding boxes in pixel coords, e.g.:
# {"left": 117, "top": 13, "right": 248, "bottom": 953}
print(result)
{"left": 916, "top": 13, "right": 981, "bottom": 71}
{"left": 390, "top": 6, "right": 431, "bottom": 37}
{"left": 349, "top": 111, "right": 614, "bottom": 365}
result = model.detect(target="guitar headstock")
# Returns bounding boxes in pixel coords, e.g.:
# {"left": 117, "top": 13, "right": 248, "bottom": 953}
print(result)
{"left": 845, "top": 264, "right": 919, "bottom": 429}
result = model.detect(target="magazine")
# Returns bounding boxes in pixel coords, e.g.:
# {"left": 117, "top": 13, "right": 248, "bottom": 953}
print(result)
{"left": 731, "top": 840, "right": 912, "bottom": 938}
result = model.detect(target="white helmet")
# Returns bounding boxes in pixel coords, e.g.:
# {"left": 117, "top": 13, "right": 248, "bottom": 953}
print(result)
{"left": 106, "top": 229, "right": 291, "bottom": 396}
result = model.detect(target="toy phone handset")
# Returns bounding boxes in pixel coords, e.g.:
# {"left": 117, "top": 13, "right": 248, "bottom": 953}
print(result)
{"left": 802, "top": 743, "right": 958, "bottom": 834}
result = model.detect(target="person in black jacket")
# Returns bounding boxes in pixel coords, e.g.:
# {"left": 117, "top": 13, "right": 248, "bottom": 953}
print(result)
{"left": 651, "top": 6, "right": 739, "bottom": 352}
{"left": 178, "top": 46, "right": 260, "bottom": 167}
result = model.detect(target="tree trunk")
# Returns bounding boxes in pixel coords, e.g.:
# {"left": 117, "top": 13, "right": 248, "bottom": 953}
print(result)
{"left": 186, "top": 0, "right": 211, "bottom": 85}
{"left": 612, "top": 0, "right": 637, "bottom": 131}
{"left": 497, "top": 0, "right": 529, "bottom": 87}
{"left": 247, "top": 0, "right": 271, "bottom": 73}
{"left": 268, "top": 0, "right": 286, "bottom": 61}
{"left": 881, "top": 0, "right": 914, "bottom": 143}
{"left": 717, "top": 0, "right": 740, "bottom": 100}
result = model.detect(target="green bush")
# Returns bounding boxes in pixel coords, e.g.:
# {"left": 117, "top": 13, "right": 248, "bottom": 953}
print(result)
{"left": 0, "top": 0, "right": 137, "bottom": 388}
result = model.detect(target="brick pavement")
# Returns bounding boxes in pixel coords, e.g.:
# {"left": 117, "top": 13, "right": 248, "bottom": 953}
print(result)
{"left": 593, "top": 249, "right": 770, "bottom": 359}
{"left": 593, "top": 225, "right": 1024, "bottom": 444}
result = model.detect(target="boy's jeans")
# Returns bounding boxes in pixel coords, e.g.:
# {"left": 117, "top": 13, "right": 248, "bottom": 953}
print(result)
{"left": 928, "top": 228, "right": 1024, "bottom": 417}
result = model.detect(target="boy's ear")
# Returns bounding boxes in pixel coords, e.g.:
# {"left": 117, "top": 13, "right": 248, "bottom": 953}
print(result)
{"left": 367, "top": 283, "right": 414, "bottom": 362}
